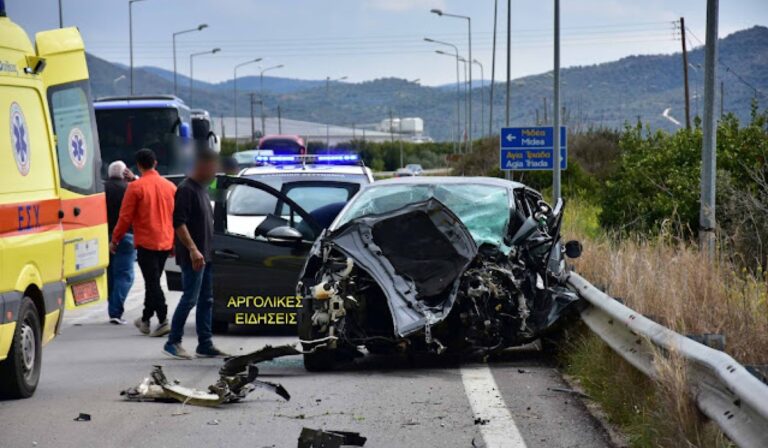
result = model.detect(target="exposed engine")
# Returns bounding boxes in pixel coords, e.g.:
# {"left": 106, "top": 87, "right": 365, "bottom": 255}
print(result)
{"left": 297, "top": 196, "right": 580, "bottom": 363}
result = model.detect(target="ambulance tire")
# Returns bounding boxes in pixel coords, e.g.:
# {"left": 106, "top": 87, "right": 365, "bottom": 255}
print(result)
{"left": 211, "top": 319, "right": 228, "bottom": 334}
{"left": 0, "top": 297, "right": 42, "bottom": 398}
{"left": 297, "top": 303, "right": 335, "bottom": 372}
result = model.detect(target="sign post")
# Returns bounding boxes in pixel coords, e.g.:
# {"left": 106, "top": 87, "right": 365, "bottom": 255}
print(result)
{"left": 499, "top": 126, "right": 567, "bottom": 171}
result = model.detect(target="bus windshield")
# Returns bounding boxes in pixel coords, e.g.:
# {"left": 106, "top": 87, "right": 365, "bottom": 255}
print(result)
{"left": 96, "top": 107, "right": 187, "bottom": 176}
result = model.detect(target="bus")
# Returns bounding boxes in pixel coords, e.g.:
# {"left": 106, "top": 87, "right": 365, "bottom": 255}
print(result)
{"left": 94, "top": 95, "right": 199, "bottom": 178}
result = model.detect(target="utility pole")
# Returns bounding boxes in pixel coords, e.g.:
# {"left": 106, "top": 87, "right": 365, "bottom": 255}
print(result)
{"left": 553, "top": 0, "right": 562, "bottom": 203}
{"left": 700, "top": 0, "right": 719, "bottom": 258}
{"left": 490, "top": 0, "right": 498, "bottom": 136}
{"left": 543, "top": 97, "right": 548, "bottom": 124}
{"left": 720, "top": 81, "right": 724, "bottom": 117}
{"left": 277, "top": 105, "right": 282, "bottom": 134}
{"left": 680, "top": 17, "right": 692, "bottom": 129}
{"left": 58, "top": 0, "right": 63, "bottom": 27}
{"left": 220, "top": 114, "right": 226, "bottom": 140}
{"left": 389, "top": 109, "right": 395, "bottom": 143}
{"left": 249, "top": 93, "right": 256, "bottom": 141}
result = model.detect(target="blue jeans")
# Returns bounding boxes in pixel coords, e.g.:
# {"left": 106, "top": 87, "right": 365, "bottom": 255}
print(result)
{"left": 167, "top": 263, "right": 213, "bottom": 350}
{"left": 107, "top": 234, "right": 136, "bottom": 319}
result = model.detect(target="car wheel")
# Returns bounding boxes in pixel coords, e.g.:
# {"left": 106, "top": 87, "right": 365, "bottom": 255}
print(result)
{"left": 297, "top": 301, "right": 335, "bottom": 372}
{"left": 211, "top": 319, "right": 228, "bottom": 334}
{"left": 0, "top": 297, "right": 42, "bottom": 398}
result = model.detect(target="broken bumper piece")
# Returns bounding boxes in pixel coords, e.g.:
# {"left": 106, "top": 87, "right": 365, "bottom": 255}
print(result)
{"left": 121, "top": 344, "right": 300, "bottom": 406}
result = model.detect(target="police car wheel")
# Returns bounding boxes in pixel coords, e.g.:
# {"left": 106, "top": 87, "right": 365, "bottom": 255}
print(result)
{"left": 0, "top": 297, "right": 42, "bottom": 398}
{"left": 297, "top": 302, "right": 335, "bottom": 372}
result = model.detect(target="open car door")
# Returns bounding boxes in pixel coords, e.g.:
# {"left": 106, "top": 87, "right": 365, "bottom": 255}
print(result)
{"left": 36, "top": 28, "right": 108, "bottom": 310}
{"left": 211, "top": 176, "right": 322, "bottom": 333}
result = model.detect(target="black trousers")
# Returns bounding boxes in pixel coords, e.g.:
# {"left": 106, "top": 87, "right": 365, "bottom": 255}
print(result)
{"left": 136, "top": 247, "right": 170, "bottom": 323}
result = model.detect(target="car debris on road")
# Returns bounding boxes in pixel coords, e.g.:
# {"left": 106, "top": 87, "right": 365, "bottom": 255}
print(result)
{"left": 297, "top": 428, "right": 367, "bottom": 448}
{"left": 297, "top": 178, "right": 582, "bottom": 370}
{"left": 121, "top": 344, "right": 300, "bottom": 406}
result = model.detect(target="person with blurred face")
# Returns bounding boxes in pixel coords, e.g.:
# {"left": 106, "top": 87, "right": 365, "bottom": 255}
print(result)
{"left": 163, "top": 149, "right": 227, "bottom": 359}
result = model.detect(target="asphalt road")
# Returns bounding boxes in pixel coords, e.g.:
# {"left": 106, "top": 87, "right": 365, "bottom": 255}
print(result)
{"left": 0, "top": 269, "right": 612, "bottom": 448}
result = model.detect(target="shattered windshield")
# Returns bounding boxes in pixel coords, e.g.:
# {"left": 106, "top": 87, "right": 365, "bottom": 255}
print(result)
{"left": 336, "top": 183, "right": 511, "bottom": 248}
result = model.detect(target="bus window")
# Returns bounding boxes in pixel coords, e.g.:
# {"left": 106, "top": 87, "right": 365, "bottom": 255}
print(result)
{"left": 48, "top": 81, "right": 101, "bottom": 194}
{"left": 96, "top": 108, "right": 187, "bottom": 176}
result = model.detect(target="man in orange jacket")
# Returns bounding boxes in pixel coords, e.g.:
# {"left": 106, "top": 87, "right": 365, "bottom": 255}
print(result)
{"left": 111, "top": 149, "right": 177, "bottom": 337}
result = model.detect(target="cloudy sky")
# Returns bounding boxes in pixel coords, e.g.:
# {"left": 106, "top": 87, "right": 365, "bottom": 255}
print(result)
{"left": 8, "top": 0, "right": 768, "bottom": 85}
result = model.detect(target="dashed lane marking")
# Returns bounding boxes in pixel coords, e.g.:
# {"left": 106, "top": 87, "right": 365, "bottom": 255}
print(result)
{"left": 461, "top": 365, "right": 528, "bottom": 448}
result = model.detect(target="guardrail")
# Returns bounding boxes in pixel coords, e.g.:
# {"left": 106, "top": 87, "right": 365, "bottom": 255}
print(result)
{"left": 567, "top": 272, "right": 768, "bottom": 448}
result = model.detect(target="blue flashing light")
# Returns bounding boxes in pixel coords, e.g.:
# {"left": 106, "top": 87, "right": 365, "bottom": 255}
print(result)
{"left": 254, "top": 154, "right": 359, "bottom": 164}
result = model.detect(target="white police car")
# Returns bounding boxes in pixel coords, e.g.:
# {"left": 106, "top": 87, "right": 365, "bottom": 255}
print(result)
{"left": 165, "top": 154, "right": 373, "bottom": 333}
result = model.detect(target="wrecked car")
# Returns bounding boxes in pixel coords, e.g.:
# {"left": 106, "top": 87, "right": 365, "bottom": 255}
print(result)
{"left": 296, "top": 177, "right": 582, "bottom": 371}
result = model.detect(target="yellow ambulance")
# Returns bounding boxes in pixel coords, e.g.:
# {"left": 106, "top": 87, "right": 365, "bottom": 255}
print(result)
{"left": 0, "top": 5, "right": 108, "bottom": 397}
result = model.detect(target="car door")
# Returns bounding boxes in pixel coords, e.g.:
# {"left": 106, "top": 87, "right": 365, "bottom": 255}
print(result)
{"left": 211, "top": 176, "right": 321, "bottom": 331}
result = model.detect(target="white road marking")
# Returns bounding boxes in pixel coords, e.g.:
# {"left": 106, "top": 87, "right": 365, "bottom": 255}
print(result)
{"left": 461, "top": 365, "right": 528, "bottom": 448}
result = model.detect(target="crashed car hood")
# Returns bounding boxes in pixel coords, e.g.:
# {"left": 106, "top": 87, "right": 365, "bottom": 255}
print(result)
{"left": 323, "top": 198, "right": 478, "bottom": 337}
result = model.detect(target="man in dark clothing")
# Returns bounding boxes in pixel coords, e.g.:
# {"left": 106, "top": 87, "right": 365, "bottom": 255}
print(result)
{"left": 104, "top": 161, "right": 137, "bottom": 324}
{"left": 163, "top": 150, "right": 227, "bottom": 359}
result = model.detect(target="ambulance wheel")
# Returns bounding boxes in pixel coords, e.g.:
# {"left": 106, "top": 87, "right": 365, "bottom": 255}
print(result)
{"left": 297, "top": 302, "right": 335, "bottom": 372}
{"left": 0, "top": 297, "right": 42, "bottom": 398}
{"left": 212, "top": 319, "right": 228, "bottom": 334}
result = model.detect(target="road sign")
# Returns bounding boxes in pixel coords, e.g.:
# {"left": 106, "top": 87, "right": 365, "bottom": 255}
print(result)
{"left": 499, "top": 126, "right": 567, "bottom": 171}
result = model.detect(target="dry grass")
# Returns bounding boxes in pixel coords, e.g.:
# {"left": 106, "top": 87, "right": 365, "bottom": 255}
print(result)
{"left": 562, "top": 199, "right": 768, "bottom": 365}
{"left": 560, "top": 199, "right": 765, "bottom": 447}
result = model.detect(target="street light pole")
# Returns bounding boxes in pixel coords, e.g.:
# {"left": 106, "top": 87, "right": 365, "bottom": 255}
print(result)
{"left": 432, "top": 9, "right": 472, "bottom": 151}
{"left": 189, "top": 48, "right": 221, "bottom": 102}
{"left": 233, "top": 58, "right": 262, "bottom": 151}
{"left": 128, "top": 0, "right": 147, "bottom": 95}
{"left": 426, "top": 38, "right": 462, "bottom": 154}
{"left": 58, "top": 0, "right": 63, "bottom": 27}
{"left": 173, "top": 24, "right": 208, "bottom": 96}
{"left": 490, "top": 0, "right": 498, "bottom": 136}
{"left": 459, "top": 57, "right": 469, "bottom": 147}
{"left": 473, "top": 59, "right": 485, "bottom": 137}
{"left": 399, "top": 78, "right": 420, "bottom": 168}
{"left": 325, "top": 75, "right": 347, "bottom": 149}
{"left": 260, "top": 64, "right": 284, "bottom": 136}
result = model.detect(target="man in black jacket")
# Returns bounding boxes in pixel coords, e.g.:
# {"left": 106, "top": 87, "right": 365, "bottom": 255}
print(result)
{"left": 105, "top": 160, "right": 137, "bottom": 324}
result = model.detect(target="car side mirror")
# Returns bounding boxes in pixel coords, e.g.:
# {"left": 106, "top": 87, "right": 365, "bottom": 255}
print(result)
{"left": 266, "top": 226, "right": 303, "bottom": 245}
{"left": 564, "top": 240, "right": 582, "bottom": 259}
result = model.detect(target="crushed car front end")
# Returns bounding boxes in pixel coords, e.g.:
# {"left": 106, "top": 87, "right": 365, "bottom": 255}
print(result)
{"left": 296, "top": 177, "right": 581, "bottom": 371}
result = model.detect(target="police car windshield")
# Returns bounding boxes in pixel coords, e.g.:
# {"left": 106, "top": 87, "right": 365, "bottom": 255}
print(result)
{"left": 96, "top": 107, "right": 185, "bottom": 176}
{"left": 228, "top": 174, "right": 367, "bottom": 217}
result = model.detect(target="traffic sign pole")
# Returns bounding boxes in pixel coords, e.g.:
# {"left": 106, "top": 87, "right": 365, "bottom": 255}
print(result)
{"left": 552, "top": 0, "right": 561, "bottom": 202}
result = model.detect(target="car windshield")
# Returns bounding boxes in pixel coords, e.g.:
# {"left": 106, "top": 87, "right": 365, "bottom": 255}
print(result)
{"left": 258, "top": 138, "right": 304, "bottom": 154}
{"left": 336, "top": 183, "right": 511, "bottom": 248}
{"left": 95, "top": 107, "right": 189, "bottom": 176}
{"left": 227, "top": 175, "right": 366, "bottom": 217}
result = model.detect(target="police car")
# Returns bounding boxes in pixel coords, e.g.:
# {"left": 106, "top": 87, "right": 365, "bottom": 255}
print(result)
{"left": 165, "top": 154, "right": 373, "bottom": 333}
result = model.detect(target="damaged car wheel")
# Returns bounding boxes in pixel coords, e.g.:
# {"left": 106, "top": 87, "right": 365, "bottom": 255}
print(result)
{"left": 298, "top": 301, "right": 336, "bottom": 372}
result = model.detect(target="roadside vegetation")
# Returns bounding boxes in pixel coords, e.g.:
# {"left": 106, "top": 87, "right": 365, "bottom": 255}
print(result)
{"left": 452, "top": 107, "right": 768, "bottom": 447}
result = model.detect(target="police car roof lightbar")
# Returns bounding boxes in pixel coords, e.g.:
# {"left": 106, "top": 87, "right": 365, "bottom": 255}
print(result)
{"left": 254, "top": 154, "right": 360, "bottom": 165}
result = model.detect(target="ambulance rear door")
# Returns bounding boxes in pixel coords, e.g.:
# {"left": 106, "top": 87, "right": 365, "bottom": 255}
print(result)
{"left": 36, "top": 27, "right": 108, "bottom": 309}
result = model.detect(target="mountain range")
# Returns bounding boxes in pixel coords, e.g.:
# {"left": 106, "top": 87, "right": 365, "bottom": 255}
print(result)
{"left": 86, "top": 26, "right": 768, "bottom": 141}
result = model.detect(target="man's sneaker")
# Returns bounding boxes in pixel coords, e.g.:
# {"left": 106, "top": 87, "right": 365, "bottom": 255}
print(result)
{"left": 162, "top": 343, "right": 193, "bottom": 360}
{"left": 196, "top": 346, "right": 230, "bottom": 358}
{"left": 109, "top": 317, "right": 127, "bottom": 325}
{"left": 150, "top": 321, "right": 170, "bottom": 337}
{"left": 134, "top": 317, "right": 150, "bottom": 335}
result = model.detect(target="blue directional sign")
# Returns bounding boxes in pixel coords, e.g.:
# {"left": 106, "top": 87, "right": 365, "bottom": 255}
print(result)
{"left": 499, "top": 126, "right": 567, "bottom": 171}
